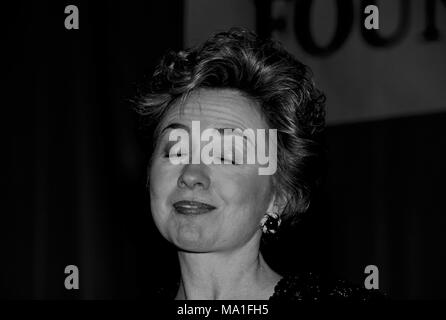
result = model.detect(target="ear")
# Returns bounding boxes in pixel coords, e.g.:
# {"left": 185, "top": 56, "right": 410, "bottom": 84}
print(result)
{"left": 266, "top": 192, "right": 288, "bottom": 217}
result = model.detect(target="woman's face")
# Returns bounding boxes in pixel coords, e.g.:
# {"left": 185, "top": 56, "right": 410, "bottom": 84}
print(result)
{"left": 149, "top": 89, "right": 276, "bottom": 253}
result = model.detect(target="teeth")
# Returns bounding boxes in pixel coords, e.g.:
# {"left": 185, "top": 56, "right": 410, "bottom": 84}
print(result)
{"left": 173, "top": 201, "right": 215, "bottom": 213}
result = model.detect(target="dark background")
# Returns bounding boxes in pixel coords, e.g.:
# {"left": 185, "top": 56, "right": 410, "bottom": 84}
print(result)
{"left": 3, "top": 1, "right": 446, "bottom": 299}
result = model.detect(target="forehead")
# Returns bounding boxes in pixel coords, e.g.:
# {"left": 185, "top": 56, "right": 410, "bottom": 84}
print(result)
{"left": 160, "top": 89, "right": 267, "bottom": 130}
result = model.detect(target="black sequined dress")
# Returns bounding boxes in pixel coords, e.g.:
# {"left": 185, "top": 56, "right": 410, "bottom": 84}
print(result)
{"left": 269, "top": 272, "right": 384, "bottom": 301}
{"left": 155, "top": 272, "right": 384, "bottom": 301}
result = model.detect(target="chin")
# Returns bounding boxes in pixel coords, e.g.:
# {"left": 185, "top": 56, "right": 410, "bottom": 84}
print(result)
{"left": 170, "top": 229, "right": 221, "bottom": 253}
{"left": 174, "top": 240, "right": 215, "bottom": 253}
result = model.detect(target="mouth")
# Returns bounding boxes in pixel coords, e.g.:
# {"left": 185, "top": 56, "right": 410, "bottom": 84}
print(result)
{"left": 173, "top": 200, "right": 217, "bottom": 215}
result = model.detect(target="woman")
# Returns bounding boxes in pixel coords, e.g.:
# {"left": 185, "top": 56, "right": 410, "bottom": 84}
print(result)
{"left": 135, "top": 28, "right": 381, "bottom": 301}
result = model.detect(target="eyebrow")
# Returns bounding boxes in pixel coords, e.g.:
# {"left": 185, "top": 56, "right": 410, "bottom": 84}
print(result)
{"left": 160, "top": 123, "right": 190, "bottom": 135}
{"left": 218, "top": 128, "right": 250, "bottom": 143}
{"left": 160, "top": 124, "right": 251, "bottom": 143}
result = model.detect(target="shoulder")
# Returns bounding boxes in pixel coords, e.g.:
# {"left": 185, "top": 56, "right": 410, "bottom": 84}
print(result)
{"left": 269, "top": 272, "right": 385, "bottom": 302}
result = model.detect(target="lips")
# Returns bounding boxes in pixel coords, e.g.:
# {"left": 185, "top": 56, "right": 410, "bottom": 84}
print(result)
{"left": 173, "top": 200, "right": 217, "bottom": 215}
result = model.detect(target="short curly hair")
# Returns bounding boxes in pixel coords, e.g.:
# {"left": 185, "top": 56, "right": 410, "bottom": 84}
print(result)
{"left": 134, "top": 27, "right": 326, "bottom": 225}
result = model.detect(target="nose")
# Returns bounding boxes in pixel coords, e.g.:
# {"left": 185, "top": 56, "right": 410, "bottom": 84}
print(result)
{"left": 178, "top": 164, "right": 211, "bottom": 190}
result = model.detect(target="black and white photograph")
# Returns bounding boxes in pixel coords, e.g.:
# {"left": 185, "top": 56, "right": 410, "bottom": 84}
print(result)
{"left": 3, "top": 0, "right": 446, "bottom": 311}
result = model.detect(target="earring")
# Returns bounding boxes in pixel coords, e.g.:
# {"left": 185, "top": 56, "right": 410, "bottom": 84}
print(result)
{"left": 260, "top": 205, "right": 281, "bottom": 234}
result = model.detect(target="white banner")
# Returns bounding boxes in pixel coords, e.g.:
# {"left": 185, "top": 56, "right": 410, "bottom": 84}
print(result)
{"left": 272, "top": 0, "right": 446, "bottom": 124}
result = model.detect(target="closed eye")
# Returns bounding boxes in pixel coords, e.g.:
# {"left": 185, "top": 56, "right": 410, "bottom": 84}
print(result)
{"left": 220, "top": 157, "right": 238, "bottom": 165}
{"left": 164, "top": 151, "right": 188, "bottom": 158}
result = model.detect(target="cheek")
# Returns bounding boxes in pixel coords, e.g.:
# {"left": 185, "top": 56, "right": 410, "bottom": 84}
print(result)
{"left": 217, "top": 169, "right": 272, "bottom": 218}
{"left": 149, "top": 160, "right": 180, "bottom": 217}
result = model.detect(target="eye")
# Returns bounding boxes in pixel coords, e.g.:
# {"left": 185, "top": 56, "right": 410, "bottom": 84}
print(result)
{"left": 164, "top": 150, "right": 187, "bottom": 158}
{"left": 219, "top": 148, "right": 242, "bottom": 165}
{"left": 220, "top": 157, "right": 238, "bottom": 165}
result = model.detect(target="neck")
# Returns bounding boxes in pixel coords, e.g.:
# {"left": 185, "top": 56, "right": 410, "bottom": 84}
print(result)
{"left": 175, "top": 235, "right": 281, "bottom": 300}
